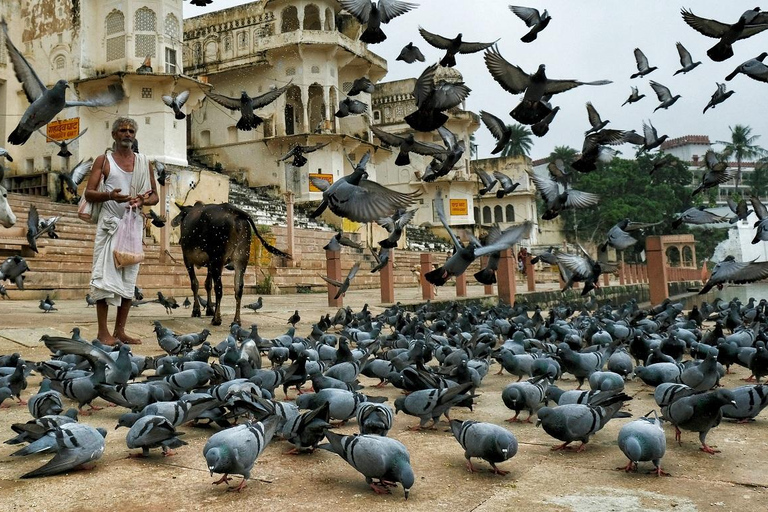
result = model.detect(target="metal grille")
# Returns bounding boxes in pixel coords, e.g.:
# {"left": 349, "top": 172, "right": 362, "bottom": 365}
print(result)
{"left": 164, "top": 13, "right": 179, "bottom": 39}
{"left": 342, "top": 82, "right": 352, "bottom": 93}
{"left": 135, "top": 34, "right": 156, "bottom": 58}
{"left": 135, "top": 7, "right": 156, "bottom": 31}
{"left": 106, "top": 11, "right": 124, "bottom": 35}
{"left": 311, "top": 65, "right": 320, "bottom": 74}
{"left": 142, "top": 88, "right": 152, "bottom": 99}
{"left": 106, "top": 35, "right": 125, "bottom": 61}
{"left": 55, "top": 55, "right": 65, "bottom": 69}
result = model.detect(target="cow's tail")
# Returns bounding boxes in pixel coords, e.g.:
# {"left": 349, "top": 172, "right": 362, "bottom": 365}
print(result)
{"left": 245, "top": 215, "right": 293, "bottom": 259}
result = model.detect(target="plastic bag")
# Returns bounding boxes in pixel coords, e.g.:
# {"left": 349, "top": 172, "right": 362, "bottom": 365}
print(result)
{"left": 113, "top": 207, "right": 144, "bottom": 268}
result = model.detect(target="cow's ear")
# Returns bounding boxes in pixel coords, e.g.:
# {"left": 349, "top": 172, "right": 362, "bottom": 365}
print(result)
{"left": 171, "top": 205, "right": 191, "bottom": 227}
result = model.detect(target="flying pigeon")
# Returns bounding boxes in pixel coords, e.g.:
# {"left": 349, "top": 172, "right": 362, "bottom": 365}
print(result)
{"left": 335, "top": 97, "right": 368, "bottom": 118}
{"left": 323, "top": 231, "right": 363, "bottom": 251}
{"left": 347, "top": 77, "right": 376, "bottom": 96}
{"left": 421, "top": 126, "right": 465, "bottom": 181}
{"left": 337, "top": 0, "right": 419, "bottom": 44}
{"left": 279, "top": 142, "right": 330, "bottom": 168}
{"left": 599, "top": 219, "right": 661, "bottom": 252}
{"left": 699, "top": 256, "right": 768, "bottom": 295}
{"left": 526, "top": 168, "right": 599, "bottom": 220}
{"left": 726, "top": 195, "right": 753, "bottom": 224}
{"left": 479, "top": 110, "right": 511, "bottom": 154}
{"left": 703, "top": 82, "right": 735, "bottom": 113}
{"left": 377, "top": 208, "right": 416, "bottom": 248}
{"left": 621, "top": 86, "right": 645, "bottom": 106}
{"left": 630, "top": 48, "right": 657, "bottom": 78}
{"left": 672, "top": 206, "right": 730, "bottom": 228}
{"left": 725, "top": 52, "right": 768, "bottom": 82}
{"left": 751, "top": 196, "right": 768, "bottom": 244}
{"left": 649, "top": 81, "right": 682, "bottom": 111}
{"left": 625, "top": 120, "right": 668, "bottom": 152}
{"left": 493, "top": 171, "right": 520, "bottom": 198}
{"left": 509, "top": 5, "right": 551, "bottom": 43}
{"left": 368, "top": 244, "right": 391, "bottom": 273}
{"left": 571, "top": 129, "right": 627, "bottom": 173}
{"left": 2, "top": 19, "right": 124, "bottom": 145}
{"left": 371, "top": 126, "right": 448, "bottom": 166}
{"left": 37, "top": 127, "right": 87, "bottom": 158}
{"left": 556, "top": 245, "right": 617, "bottom": 295}
{"left": 691, "top": 149, "right": 735, "bottom": 196}
{"left": 0, "top": 148, "right": 12, "bottom": 162}
{"left": 674, "top": 42, "right": 702, "bottom": 75}
{"left": 405, "top": 64, "right": 471, "bottom": 132}
{"left": 475, "top": 168, "right": 498, "bottom": 195}
{"left": 396, "top": 42, "right": 425, "bottom": 63}
{"left": 203, "top": 83, "right": 289, "bottom": 131}
{"left": 319, "top": 262, "right": 361, "bottom": 299}
{"left": 584, "top": 102, "right": 609, "bottom": 135}
{"left": 681, "top": 7, "right": 768, "bottom": 62}
{"left": 419, "top": 27, "right": 497, "bottom": 67}
{"left": 162, "top": 90, "right": 190, "bottom": 120}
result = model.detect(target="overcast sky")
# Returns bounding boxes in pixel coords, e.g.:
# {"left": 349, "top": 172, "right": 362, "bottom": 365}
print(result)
{"left": 183, "top": 1, "right": 768, "bottom": 161}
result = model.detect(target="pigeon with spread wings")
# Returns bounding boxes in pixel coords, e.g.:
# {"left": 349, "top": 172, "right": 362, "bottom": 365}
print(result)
{"left": 703, "top": 83, "right": 735, "bottom": 113}
{"left": 2, "top": 19, "right": 124, "bottom": 145}
{"left": 526, "top": 168, "right": 599, "bottom": 220}
{"left": 649, "top": 81, "right": 682, "bottom": 112}
{"left": 319, "top": 262, "right": 361, "bottom": 300}
{"left": 725, "top": 52, "right": 768, "bottom": 83}
{"left": 419, "top": 27, "right": 497, "bottom": 68}
{"left": 556, "top": 245, "right": 617, "bottom": 296}
{"left": 699, "top": 256, "right": 768, "bottom": 294}
{"left": 337, "top": 0, "right": 419, "bottom": 44}
{"left": 37, "top": 128, "right": 88, "bottom": 158}
{"left": 750, "top": 196, "right": 768, "bottom": 244}
{"left": 599, "top": 219, "right": 662, "bottom": 252}
{"left": 377, "top": 208, "right": 416, "bottom": 248}
{"left": 55, "top": 158, "right": 93, "bottom": 202}
{"left": 203, "top": 83, "right": 289, "bottom": 131}
{"left": 484, "top": 46, "right": 611, "bottom": 125}
{"left": 509, "top": 5, "right": 551, "bottom": 43}
{"left": 674, "top": 42, "right": 702, "bottom": 75}
{"left": 405, "top": 64, "right": 471, "bottom": 132}
{"left": 691, "top": 149, "right": 735, "bottom": 196}
{"left": 162, "top": 90, "right": 190, "bottom": 120}
{"left": 279, "top": 142, "right": 330, "bottom": 168}
{"left": 681, "top": 7, "right": 768, "bottom": 62}
{"left": 479, "top": 111, "right": 511, "bottom": 155}
{"left": 371, "top": 125, "right": 448, "bottom": 166}
{"left": 424, "top": 189, "right": 532, "bottom": 286}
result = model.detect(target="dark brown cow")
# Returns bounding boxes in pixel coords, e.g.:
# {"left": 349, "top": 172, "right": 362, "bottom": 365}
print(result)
{"left": 171, "top": 202, "right": 290, "bottom": 326}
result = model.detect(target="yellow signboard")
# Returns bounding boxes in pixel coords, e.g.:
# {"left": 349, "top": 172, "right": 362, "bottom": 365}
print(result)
{"left": 309, "top": 173, "right": 333, "bottom": 192}
{"left": 46, "top": 118, "right": 80, "bottom": 141}
{"left": 450, "top": 198, "right": 468, "bottom": 216}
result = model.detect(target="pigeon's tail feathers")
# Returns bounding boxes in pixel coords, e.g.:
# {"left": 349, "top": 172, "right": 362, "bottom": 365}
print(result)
{"left": 474, "top": 268, "right": 497, "bottom": 285}
{"left": 8, "top": 126, "right": 33, "bottom": 146}
{"left": 707, "top": 41, "right": 733, "bottom": 63}
{"left": 531, "top": 121, "right": 550, "bottom": 137}
{"left": 236, "top": 114, "right": 263, "bottom": 131}
{"left": 521, "top": 32, "right": 538, "bottom": 43}
{"left": 440, "top": 54, "right": 457, "bottom": 68}
{"left": 404, "top": 109, "right": 448, "bottom": 132}
{"left": 395, "top": 152, "right": 411, "bottom": 166}
{"left": 424, "top": 266, "right": 450, "bottom": 286}
{"left": 360, "top": 27, "right": 387, "bottom": 44}
{"left": 174, "top": 111, "right": 186, "bottom": 120}
{"left": 511, "top": 102, "right": 551, "bottom": 125}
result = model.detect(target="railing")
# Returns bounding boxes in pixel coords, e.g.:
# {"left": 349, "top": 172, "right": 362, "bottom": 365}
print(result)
{"left": 665, "top": 266, "right": 702, "bottom": 282}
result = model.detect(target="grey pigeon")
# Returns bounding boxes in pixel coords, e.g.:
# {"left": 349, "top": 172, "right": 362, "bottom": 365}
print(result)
{"left": 394, "top": 382, "right": 474, "bottom": 430}
{"left": 124, "top": 415, "right": 187, "bottom": 457}
{"left": 588, "top": 371, "right": 625, "bottom": 393}
{"left": 493, "top": 171, "right": 520, "bottom": 199}
{"left": 584, "top": 102, "right": 609, "bottom": 135}
{"left": 662, "top": 388, "right": 736, "bottom": 453}
{"left": 335, "top": 97, "right": 368, "bottom": 118}
{"left": 369, "top": 245, "right": 391, "bottom": 273}
{"left": 450, "top": 419, "right": 518, "bottom": 475}
{"left": 625, "top": 120, "right": 668, "bottom": 152}
{"left": 501, "top": 376, "right": 548, "bottom": 422}
{"left": 337, "top": 0, "right": 418, "bottom": 44}
{"left": 536, "top": 391, "right": 632, "bottom": 451}
{"left": 296, "top": 388, "right": 374, "bottom": 423}
{"left": 203, "top": 83, "right": 289, "bottom": 131}
{"left": 726, "top": 195, "right": 752, "bottom": 225}
{"left": 371, "top": 126, "right": 448, "bottom": 166}
{"left": 405, "top": 64, "right": 471, "bottom": 132}
{"left": 703, "top": 82, "right": 735, "bottom": 113}
{"left": 526, "top": 168, "right": 599, "bottom": 220}
{"left": 396, "top": 42, "right": 425, "bottom": 63}
{"left": 4, "top": 409, "right": 78, "bottom": 445}
{"left": 475, "top": 167, "right": 498, "bottom": 195}
{"left": 377, "top": 208, "right": 415, "bottom": 248}
{"left": 324, "top": 231, "right": 363, "bottom": 251}
{"left": 357, "top": 402, "right": 394, "bottom": 436}
{"left": 283, "top": 402, "right": 332, "bottom": 453}
{"left": 38, "top": 127, "right": 87, "bottom": 158}
{"left": 699, "top": 256, "right": 768, "bottom": 295}
{"left": 617, "top": 411, "right": 667, "bottom": 476}
{"left": 721, "top": 384, "right": 768, "bottom": 423}
{"left": 161, "top": 89, "right": 190, "bottom": 120}
{"left": 320, "top": 431, "right": 414, "bottom": 499}
{"left": 654, "top": 383, "right": 697, "bottom": 408}
{"left": 279, "top": 142, "right": 329, "bottom": 168}
{"left": 649, "top": 80, "right": 681, "bottom": 112}
{"left": 674, "top": 42, "right": 701, "bottom": 75}
{"left": 751, "top": 196, "right": 768, "bottom": 244}
{"left": 204, "top": 417, "right": 279, "bottom": 492}
{"left": 634, "top": 363, "right": 683, "bottom": 387}
{"left": 2, "top": 19, "right": 124, "bottom": 145}
{"left": 319, "top": 262, "right": 360, "bottom": 300}
{"left": 419, "top": 26, "right": 496, "bottom": 68}
{"left": 0, "top": 147, "right": 12, "bottom": 161}
{"left": 680, "top": 348, "right": 720, "bottom": 391}
{"left": 348, "top": 77, "right": 376, "bottom": 96}
{"left": 479, "top": 111, "right": 511, "bottom": 155}
{"left": 621, "top": 86, "right": 645, "bottom": 106}
{"left": 421, "top": 127, "right": 466, "bottom": 180}
{"left": 509, "top": 5, "right": 551, "bottom": 43}
{"left": 630, "top": 48, "right": 657, "bottom": 78}
{"left": 18, "top": 423, "right": 107, "bottom": 478}
{"left": 672, "top": 206, "right": 730, "bottom": 228}
{"left": 691, "top": 149, "right": 735, "bottom": 196}
{"left": 681, "top": 8, "right": 768, "bottom": 62}
{"left": 28, "top": 379, "right": 63, "bottom": 418}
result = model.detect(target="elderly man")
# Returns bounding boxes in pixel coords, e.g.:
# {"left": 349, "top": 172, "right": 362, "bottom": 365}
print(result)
{"left": 84, "top": 117, "right": 158, "bottom": 345}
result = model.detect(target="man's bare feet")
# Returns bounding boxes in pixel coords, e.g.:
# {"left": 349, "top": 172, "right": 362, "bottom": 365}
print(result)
{"left": 98, "top": 333, "right": 118, "bottom": 346}
{"left": 114, "top": 332, "right": 142, "bottom": 344}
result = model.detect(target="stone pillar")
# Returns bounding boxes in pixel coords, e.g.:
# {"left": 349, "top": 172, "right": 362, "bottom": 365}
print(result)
{"left": 284, "top": 191, "right": 296, "bottom": 266}
{"left": 526, "top": 255, "right": 535, "bottom": 292}
{"left": 690, "top": 244, "right": 697, "bottom": 269}
{"left": 619, "top": 262, "right": 625, "bottom": 285}
{"left": 275, "top": 96, "right": 286, "bottom": 136}
{"left": 159, "top": 183, "right": 169, "bottom": 264}
{"left": 420, "top": 253, "right": 435, "bottom": 300}
{"left": 300, "top": 86, "right": 309, "bottom": 134}
{"left": 602, "top": 271, "right": 610, "bottom": 287}
{"left": 380, "top": 249, "right": 395, "bottom": 303}
{"left": 325, "top": 249, "right": 343, "bottom": 307}
{"left": 646, "top": 236, "right": 669, "bottom": 305}
{"left": 456, "top": 272, "right": 467, "bottom": 297}
{"left": 322, "top": 86, "right": 331, "bottom": 127}
{"left": 497, "top": 249, "right": 516, "bottom": 304}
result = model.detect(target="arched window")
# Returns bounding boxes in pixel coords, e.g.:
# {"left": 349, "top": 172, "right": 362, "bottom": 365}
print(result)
{"left": 134, "top": 7, "right": 157, "bottom": 58}
{"left": 105, "top": 10, "right": 125, "bottom": 61}
{"left": 482, "top": 206, "right": 491, "bottom": 224}
{"left": 204, "top": 40, "right": 217, "bottom": 63}
{"left": 304, "top": 5, "right": 321, "bottom": 29}
{"left": 281, "top": 6, "right": 299, "bottom": 33}
{"left": 164, "top": 13, "right": 179, "bottom": 39}
{"left": 473, "top": 207, "right": 480, "bottom": 224}
{"left": 682, "top": 246, "right": 694, "bottom": 267}
{"left": 54, "top": 54, "right": 66, "bottom": 70}
{"left": 665, "top": 246, "right": 681, "bottom": 267}
{"left": 494, "top": 205, "right": 503, "bottom": 223}
{"left": 506, "top": 204, "right": 515, "bottom": 222}
{"left": 200, "top": 130, "right": 211, "bottom": 146}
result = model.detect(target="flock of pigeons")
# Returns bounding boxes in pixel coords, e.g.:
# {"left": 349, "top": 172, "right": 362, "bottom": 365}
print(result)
{"left": 0, "top": 294, "right": 767, "bottom": 499}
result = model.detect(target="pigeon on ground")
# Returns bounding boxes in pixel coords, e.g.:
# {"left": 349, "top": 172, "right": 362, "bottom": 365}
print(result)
{"left": 681, "top": 7, "right": 768, "bottom": 62}
{"left": 674, "top": 42, "right": 701, "bottom": 75}
{"left": 244, "top": 297, "right": 263, "bottom": 312}
{"left": 279, "top": 142, "right": 329, "bottom": 168}
{"left": 38, "top": 127, "right": 87, "bottom": 158}
{"left": 4, "top": 409, "right": 78, "bottom": 445}
{"left": 0, "top": 255, "right": 29, "bottom": 290}
{"left": 396, "top": 42, "right": 425, "bottom": 63}
{"left": 419, "top": 27, "right": 496, "bottom": 68}
{"left": 283, "top": 403, "right": 332, "bottom": 453}
{"left": 475, "top": 168, "right": 498, "bottom": 195}
{"left": 17, "top": 423, "right": 107, "bottom": 479}
{"left": 393, "top": 382, "right": 474, "bottom": 430}
{"left": 337, "top": 0, "right": 418, "bottom": 44}
{"left": 204, "top": 417, "right": 279, "bottom": 492}
{"left": 662, "top": 388, "right": 736, "bottom": 453}
{"left": 203, "top": 83, "right": 289, "bottom": 131}
{"left": 509, "top": 5, "right": 551, "bottom": 43}
{"left": 38, "top": 300, "right": 56, "bottom": 313}
{"left": 124, "top": 415, "right": 187, "bottom": 457}
{"left": 621, "top": 86, "right": 645, "bottom": 106}
{"left": 26, "top": 205, "right": 39, "bottom": 253}
{"left": 699, "top": 256, "right": 768, "bottom": 295}
{"left": 377, "top": 208, "right": 415, "bottom": 248}
{"left": 479, "top": 110, "right": 511, "bottom": 155}
{"left": 319, "top": 431, "right": 414, "bottom": 499}
{"left": 484, "top": 46, "right": 611, "bottom": 125}
{"left": 424, "top": 190, "right": 532, "bottom": 286}
{"left": 450, "top": 419, "right": 518, "bottom": 475}
{"left": 617, "top": 411, "right": 667, "bottom": 476}
{"left": 649, "top": 81, "right": 681, "bottom": 112}
{"left": 721, "top": 384, "right": 768, "bottom": 423}
{"left": 501, "top": 376, "right": 548, "bottom": 422}
{"left": 526, "top": 168, "right": 599, "bottom": 220}
{"left": 183, "top": 297, "right": 191, "bottom": 309}
{"left": 703, "top": 82, "right": 735, "bottom": 113}
{"left": 630, "top": 48, "right": 657, "bottom": 78}
{"left": 357, "top": 402, "right": 394, "bottom": 436}
{"left": 161, "top": 90, "right": 190, "bottom": 120}
{"left": 335, "top": 97, "right": 368, "bottom": 118}
{"left": 2, "top": 19, "right": 124, "bottom": 145}
{"left": 310, "top": 151, "right": 422, "bottom": 222}
{"left": 371, "top": 126, "right": 448, "bottom": 166}
{"left": 28, "top": 379, "right": 63, "bottom": 418}
{"left": 319, "top": 262, "right": 360, "bottom": 300}
{"left": 287, "top": 310, "right": 301, "bottom": 327}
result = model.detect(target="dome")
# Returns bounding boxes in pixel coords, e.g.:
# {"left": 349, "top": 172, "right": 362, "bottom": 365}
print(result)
{"left": 433, "top": 65, "right": 464, "bottom": 84}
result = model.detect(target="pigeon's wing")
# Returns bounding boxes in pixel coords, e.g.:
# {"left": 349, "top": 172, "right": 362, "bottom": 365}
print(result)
{"left": 378, "top": 0, "right": 418, "bottom": 23}
{"left": 509, "top": 5, "right": 541, "bottom": 27}
{"left": 418, "top": 26, "right": 454, "bottom": 50}
{"left": 585, "top": 102, "right": 602, "bottom": 127}
{"left": 161, "top": 94, "right": 175, "bottom": 107}
{"left": 70, "top": 158, "right": 94, "bottom": 186}
{"left": 481, "top": 224, "right": 503, "bottom": 245}
{"left": 338, "top": 0, "right": 372, "bottom": 23}
{"left": 484, "top": 46, "right": 531, "bottom": 94}
{"left": 430, "top": 82, "right": 471, "bottom": 110}
{"left": 250, "top": 83, "right": 290, "bottom": 109}
{"left": 479, "top": 110, "right": 508, "bottom": 140}
{"left": 410, "top": 140, "right": 451, "bottom": 157}
{"left": 203, "top": 90, "right": 242, "bottom": 111}
{"left": 623, "top": 130, "right": 646, "bottom": 146}
{"left": 27, "top": 205, "right": 39, "bottom": 232}
{"left": 437, "top": 126, "right": 457, "bottom": 149}
{"left": 634, "top": 48, "right": 650, "bottom": 70}
{"left": 606, "top": 225, "right": 636, "bottom": 249}
{"left": 556, "top": 252, "right": 594, "bottom": 277}
{"left": 543, "top": 78, "right": 612, "bottom": 96}
{"left": 676, "top": 42, "right": 693, "bottom": 66}
{"left": 344, "top": 99, "right": 368, "bottom": 114}
{"left": 726, "top": 196, "right": 738, "bottom": 214}
{"left": 711, "top": 259, "right": 768, "bottom": 286}
{"left": 371, "top": 126, "right": 405, "bottom": 146}
{"left": 457, "top": 39, "right": 497, "bottom": 54}
{"left": 434, "top": 189, "right": 463, "bottom": 251}
{"left": 2, "top": 19, "right": 47, "bottom": 103}
{"left": 367, "top": 244, "right": 382, "bottom": 265}
{"left": 302, "top": 142, "right": 330, "bottom": 154}
{"left": 642, "top": 121, "right": 657, "bottom": 142}
{"left": 395, "top": 208, "right": 417, "bottom": 229}
{"left": 319, "top": 275, "right": 345, "bottom": 287}
{"left": 751, "top": 196, "right": 768, "bottom": 219}
{"left": 21, "top": 426, "right": 100, "bottom": 478}
{"left": 525, "top": 168, "right": 559, "bottom": 203}
{"left": 475, "top": 168, "right": 496, "bottom": 188}
{"left": 547, "top": 159, "right": 568, "bottom": 179}
{"left": 493, "top": 171, "right": 515, "bottom": 189}
{"left": 65, "top": 83, "right": 125, "bottom": 108}
{"left": 309, "top": 177, "right": 330, "bottom": 191}
{"left": 680, "top": 9, "right": 731, "bottom": 38}
{"left": 174, "top": 89, "right": 191, "bottom": 107}
{"left": 649, "top": 81, "right": 672, "bottom": 101}
{"left": 62, "top": 128, "right": 88, "bottom": 145}
{"left": 41, "top": 336, "right": 113, "bottom": 368}
{"left": 347, "top": 262, "right": 361, "bottom": 281}
{"left": 333, "top": 180, "right": 421, "bottom": 223}
{"left": 564, "top": 189, "right": 600, "bottom": 209}
{"left": 475, "top": 221, "right": 532, "bottom": 257}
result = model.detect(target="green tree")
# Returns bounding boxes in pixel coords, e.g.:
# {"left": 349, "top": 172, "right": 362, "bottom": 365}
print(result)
{"left": 500, "top": 123, "right": 533, "bottom": 157}
{"left": 745, "top": 158, "right": 768, "bottom": 198}
{"left": 717, "top": 125, "right": 766, "bottom": 192}
{"left": 548, "top": 145, "right": 578, "bottom": 167}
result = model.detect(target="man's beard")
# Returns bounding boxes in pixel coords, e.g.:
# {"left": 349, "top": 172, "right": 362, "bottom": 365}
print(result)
{"left": 119, "top": 139, "right": 133, "bottom": 147}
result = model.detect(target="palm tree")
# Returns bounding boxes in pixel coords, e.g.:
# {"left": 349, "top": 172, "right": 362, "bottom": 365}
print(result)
{"left": 501, "top": 123, "right": 533, "bottom": 157}
{"left": 746, "top": 157, "right": 768, "bottom": 199}
{"left": 717, "top": 125, "right": 766, "bottom": 192}
{"left": 548, "top": 145, "right": 578, "bottom": 167}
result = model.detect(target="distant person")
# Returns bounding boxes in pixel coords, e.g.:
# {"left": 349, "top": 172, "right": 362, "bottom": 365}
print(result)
{"left": 83, "top": 117, "right": 158, "bottom": 345}
{"left": 518, "top": 247, "right": 529, "bottom": 275}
